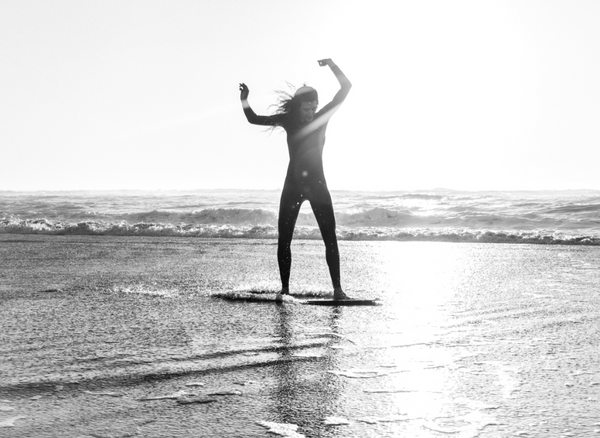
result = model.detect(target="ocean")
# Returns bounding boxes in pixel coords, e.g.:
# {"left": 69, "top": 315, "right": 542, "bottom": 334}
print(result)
{"left": 2, "top": 189, "right": 600, "bottom": 244}
{"left": 2, "top": 189, "right": 600, "bottom": 437}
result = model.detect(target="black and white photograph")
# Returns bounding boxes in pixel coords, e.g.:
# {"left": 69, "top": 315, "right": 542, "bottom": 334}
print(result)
{"left": 2, "top": 1, "right": 600, "bottom": 436}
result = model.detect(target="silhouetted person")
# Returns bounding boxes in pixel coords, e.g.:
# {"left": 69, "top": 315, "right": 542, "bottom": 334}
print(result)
{"left": 239, "top": 58, "right": 351, "bottom": 301}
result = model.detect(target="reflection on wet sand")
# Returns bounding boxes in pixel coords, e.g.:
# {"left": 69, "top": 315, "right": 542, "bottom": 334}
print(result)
{"left": 268, "top": 306, "right": 345, "bottom": 436}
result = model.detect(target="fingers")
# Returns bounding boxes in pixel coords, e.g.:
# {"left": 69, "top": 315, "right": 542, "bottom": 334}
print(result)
{"left": 238, "top": 83, "right": 247, "bottom": 91}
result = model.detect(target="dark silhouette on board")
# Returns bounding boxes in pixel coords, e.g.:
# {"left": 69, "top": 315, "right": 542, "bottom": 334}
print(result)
{"left": 239, "top": 58, "right": 352, "bottom": 301}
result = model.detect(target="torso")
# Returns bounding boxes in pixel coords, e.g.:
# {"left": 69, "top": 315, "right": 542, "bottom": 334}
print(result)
{"left": 283, "top": 115, "right": 329, "bottom": 189}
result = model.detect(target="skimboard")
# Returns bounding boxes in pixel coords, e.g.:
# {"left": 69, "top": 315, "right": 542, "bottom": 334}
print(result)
{"left": 302, "top": 299, "right": 380, "bottom": 306}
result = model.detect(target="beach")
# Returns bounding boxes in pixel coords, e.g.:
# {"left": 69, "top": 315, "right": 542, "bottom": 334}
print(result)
{"left": 4, "top": 0, "right": 600, "bottom": 434}
{"left": 1, "top": 234, "right": 600, "bottom": 437}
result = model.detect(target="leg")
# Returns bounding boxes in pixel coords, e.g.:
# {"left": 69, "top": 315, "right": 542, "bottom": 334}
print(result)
{"left": 310, "top": 193, "right": 349, "bottom": 299}
{"left": 277, "top": 186, "right": 302, "bottom": 295}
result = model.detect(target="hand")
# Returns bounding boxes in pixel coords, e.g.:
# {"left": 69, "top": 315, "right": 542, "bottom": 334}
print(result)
{"left": 318, "top": 58, "right": 333, "bottom": 67}
{"left": 239, "top": 83, "right": 249, "bottom": 100}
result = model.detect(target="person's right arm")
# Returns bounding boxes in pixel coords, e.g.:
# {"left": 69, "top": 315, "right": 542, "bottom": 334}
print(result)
{"left": 239, "top": 83, "right": 281, "bottom": 126}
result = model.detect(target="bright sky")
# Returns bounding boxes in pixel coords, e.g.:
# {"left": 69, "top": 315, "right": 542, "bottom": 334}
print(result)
{"left": 2, "top": 0, "right": 600, "bottom": 191}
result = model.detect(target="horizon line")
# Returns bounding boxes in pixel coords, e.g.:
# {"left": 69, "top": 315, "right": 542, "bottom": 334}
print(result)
{"left": 2, "top": 187, "right": 600, "bottom": 194}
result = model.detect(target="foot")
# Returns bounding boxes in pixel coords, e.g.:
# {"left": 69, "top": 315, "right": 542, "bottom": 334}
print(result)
{"left": 333, "top": 287, "right": 349, "bottom": 300}
{"left": 275, "top": 287, "right": 289, "bottom": 303}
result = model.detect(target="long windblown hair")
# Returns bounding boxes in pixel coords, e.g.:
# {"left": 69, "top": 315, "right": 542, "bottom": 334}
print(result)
{"left": 269, "top": 83, "right": 319, "bottom": 129}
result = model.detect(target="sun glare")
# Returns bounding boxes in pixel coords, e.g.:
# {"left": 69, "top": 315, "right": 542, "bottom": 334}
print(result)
{"left": 370, "top": 241, "right": 482, "bottom": 424}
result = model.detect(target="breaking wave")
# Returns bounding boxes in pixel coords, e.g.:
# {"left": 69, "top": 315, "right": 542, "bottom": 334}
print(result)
{"left": 2, "top": 216, "right": 600, "bottom": 246}
{"left": 3, "top": 189, "right": 600, "bottom": 245}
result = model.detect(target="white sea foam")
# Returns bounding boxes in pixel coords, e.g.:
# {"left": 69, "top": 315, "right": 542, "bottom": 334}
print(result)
{"left": 323, "top": 416, "right": 351, "bottom": 426}
{"left": 112, "top": 284, "right": 179, "bottom": 298}
{"left": 0, "top": 416, "right": 27, "bottom": 427}
{"left": 137, "top": 390, "right": 189, "bottom": 401}
{"left": 3, "top": 189, "right": 600, "bottom": 244}
{"left": 292, "top": 351, "right": 324, "bottom": 358}
{"left": 257, "top": 421, "right": 305, "bottom": 438}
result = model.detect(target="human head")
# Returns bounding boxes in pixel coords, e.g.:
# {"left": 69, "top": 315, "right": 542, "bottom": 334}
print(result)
{"left": 294, "top": 86, "right": 318, "bottom": 123}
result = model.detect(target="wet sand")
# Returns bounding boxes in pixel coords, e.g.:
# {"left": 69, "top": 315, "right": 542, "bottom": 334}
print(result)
{"left": 1, "top": 235, "right": 600, "bottom": 437}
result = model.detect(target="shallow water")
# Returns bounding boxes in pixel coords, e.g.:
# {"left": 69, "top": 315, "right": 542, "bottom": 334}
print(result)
{"left": 1, "top": 236, "right": 600, "bottom": 437}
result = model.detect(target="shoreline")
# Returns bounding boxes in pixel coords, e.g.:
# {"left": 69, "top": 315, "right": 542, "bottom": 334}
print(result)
{"left": 2, "top": 230, "right": 600, "bottom": 247}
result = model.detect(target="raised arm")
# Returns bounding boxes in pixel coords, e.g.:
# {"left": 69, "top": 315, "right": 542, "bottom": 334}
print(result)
{"left": 239, "top": 83, "right": 282, "bottom": 126}
{"left": 317, "top": 59, "right": 352, "bottom": 115}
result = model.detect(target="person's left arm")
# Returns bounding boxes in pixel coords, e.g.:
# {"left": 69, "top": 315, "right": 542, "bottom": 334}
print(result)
{"left": 316, "top": 59, "right": 352, "bottom": 117}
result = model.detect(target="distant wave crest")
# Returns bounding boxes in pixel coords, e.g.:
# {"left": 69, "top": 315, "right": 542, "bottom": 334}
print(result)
{"left": 121, "top": 208, "right": 277, "bottom": 225}
{"left": 2, "top": 216, "right": 600, "bottom": 246}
